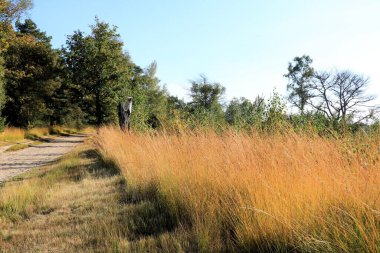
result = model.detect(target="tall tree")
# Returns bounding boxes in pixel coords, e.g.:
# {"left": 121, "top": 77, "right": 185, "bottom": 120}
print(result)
{"left": 62, "top": 18, "right": 131, "bottom": 125}
{"left": 284, "top": 55, "right": 314, "bottom": 114}
{"left": 144, "top": 62, "right": 168, "bottom": 128}
{"left": 0, "top": 56, "right": 5, "bottom": 130}
{"left": 123, "top": 61, "right": 169, "bottom": 129}
{"left": 0, "top": 0, "right": 32, "bottom": 129}
{"left": 3, "top": 19, "right": 61, "bottom": 127}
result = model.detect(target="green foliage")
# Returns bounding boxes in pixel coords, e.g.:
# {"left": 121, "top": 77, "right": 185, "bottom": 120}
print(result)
{"left": 0, "top": 0, "right": 32, "bottom": 50}
{"left": 263, "top": 89, "right": 287, "bottom": 131}
{"left": 128, "top": 62, "right": 168, "bottom": 130}
{"left": 289, "top": 112, "right": 335, "bottom": 135}
{"left": 188, "top": 75, "right": 226, "bottom": 128}
{"left": 62, "top": 18, "right": 133, "bottom": 126}
{"left": 0, "top": 0, "right": 32, "bottom": 130}
{"left": 285, "top": 55, "right": 314, "bottom": 114}
{"left": 225, "top": 96, "right": 265, "bottom": 130}
{"left": 0, "top": 6, "right": 378, "bottom": 135}
{"left": 0, "top": 56, "right": 5, "bottom": 131}
{"left": 189, "top": 75, "right": 225, "bottom": 111}
{"left": 3, "top": 19, "right": 61, "bottom": 127}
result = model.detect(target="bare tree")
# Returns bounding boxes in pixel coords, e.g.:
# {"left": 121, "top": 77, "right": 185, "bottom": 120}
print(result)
{"left": 309, "top": 70, "right": 378, "bottom": 124}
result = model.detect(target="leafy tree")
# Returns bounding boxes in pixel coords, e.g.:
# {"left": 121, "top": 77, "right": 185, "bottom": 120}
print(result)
{"left": 122, "top": 61, "right": 169, "bottom": 130}
{"left": 0, "top": 56, "right": 5, "bottom": 130}
{"left": 285, "top": 55, "right": 314, "bottom": 114}
{"left": 225, "top": 96, "right": 265, "bottom": 128}
{"left": 87, "top": 18, "right": 128, "bottom": 125}
{"left": 3, "top": 19, "right": 61, "bottom": 127}
{"left": 189, "top": 75, "right": 225, "bottom": 110}
{"left": 0, "top": 0, "right": 32, "bottom": 129}
{"left": 263, "top": 90, "right": 287, "bottom": 131}
{"left": 167, "top": 95, "right": 186, "bottom": 111}
{"left": 62, "top": 18, "right": 131, "bottom": 125}
{"left": 143, "top": 62, "right": 168, "bottom": 128}
{"left": 15, "top": 18, "right": 50, "bottom": 43}
{"left": 0, "top": 0, "right": 32, "bottom": 49}
{"left": 188, "top": 75, "right": 226, "bottom": 127}
{"left": 163, "top": 95, "right": 188, "bottom": 131}
{"left": 60, "top": 30, "right": 92, "bottom": 125}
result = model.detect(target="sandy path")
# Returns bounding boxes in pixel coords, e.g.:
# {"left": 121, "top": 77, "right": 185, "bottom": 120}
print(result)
{"left": 0, "top": 135, "right": 87, "bottom": 183}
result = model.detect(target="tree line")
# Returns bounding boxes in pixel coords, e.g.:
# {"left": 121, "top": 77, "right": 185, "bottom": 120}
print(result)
{"left": 0, "top": 0, "right": 378, "bottom": 133}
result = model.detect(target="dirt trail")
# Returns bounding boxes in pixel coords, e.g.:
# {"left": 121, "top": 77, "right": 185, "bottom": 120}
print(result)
{"left": 0, "top": 135, "right": 87, "bottom": 183}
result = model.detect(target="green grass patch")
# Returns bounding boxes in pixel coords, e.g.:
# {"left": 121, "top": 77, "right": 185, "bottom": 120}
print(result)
{"left": 4, "top": 143, "right": 29, "bottom": 152}
{"left": 4, "top": 141, "right": 44, "bottom": 152}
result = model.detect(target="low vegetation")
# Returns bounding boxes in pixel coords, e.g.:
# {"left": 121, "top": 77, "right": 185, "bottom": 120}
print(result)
{"left": 0, "top": 126, "right": 90, "bottom": 148}
{"left": 0, "top": 144, "right": 122, "bottom": 252}
{"left": 0, "top": 140, "right": 184, "bottom": 252}
{"left": 96, "top": 127, "right": 380, "bottom": 252}
{"left": 0, "top": 128, "right": 25, "bottom": 143}
{"left": 4, "top": 143, "right": 29, "bottom": 152}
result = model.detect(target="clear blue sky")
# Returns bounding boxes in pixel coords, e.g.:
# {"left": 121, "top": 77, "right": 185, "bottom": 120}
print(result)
{"left": 29, "top": 0, "right": 380, "bottom": 106}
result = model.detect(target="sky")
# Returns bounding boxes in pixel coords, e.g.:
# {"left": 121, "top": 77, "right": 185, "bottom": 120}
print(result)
{"left": 29, "top": 0, "right": 380, "bottom": 106}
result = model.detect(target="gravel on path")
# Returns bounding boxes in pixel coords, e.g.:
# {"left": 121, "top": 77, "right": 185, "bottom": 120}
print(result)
{"left": 0, "top": 135, "right": 87, "bottom": 183}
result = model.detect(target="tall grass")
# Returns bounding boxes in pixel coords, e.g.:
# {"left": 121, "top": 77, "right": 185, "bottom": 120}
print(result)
{"left": 96, "top": 127, "right": 380, "bottom": 252}
{"left": 0, "top": 151, "right": 83, "bottom": 221}
{"left": 0, "top": 128, "right": 25, "bottom": 142}
{"left": 0, "top": 126, "right": 92, "bottom": 144}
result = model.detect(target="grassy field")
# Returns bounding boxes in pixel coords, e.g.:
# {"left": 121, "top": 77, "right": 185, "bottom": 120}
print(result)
{"left": 95, "top": 127, "right": 380, "bottom": 253}
{"left": 0, "top": 127, "right": 379, "bottom": 252}
{"left": 0, "top": 140, "right": 184, "bottom": 252}
{"left": 0, "top": 143, "right": 125, "bottom": 252}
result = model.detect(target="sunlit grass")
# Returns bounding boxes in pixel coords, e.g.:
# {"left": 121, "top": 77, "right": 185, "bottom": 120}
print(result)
{"left": 0, "top": 128, "right": 25, "bottom": 143}
{"left": 0, "top": 126, "right": 93, "bottom": 146}
{"left": 96, "top": 127, "right": 380, "bottom": 252}
{"left": 4, "top": 143, "right": 29, "bottom": 152}
{"left": 0, "top": 150, "right": 83, "bottom": 221}
{"left": 27, "top": 127, "right": 50, "bottom": 137}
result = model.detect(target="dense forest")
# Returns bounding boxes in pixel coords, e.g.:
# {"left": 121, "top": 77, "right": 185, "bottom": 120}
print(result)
{"left": 0, "top": 0, "right": 378, "bottom": 133}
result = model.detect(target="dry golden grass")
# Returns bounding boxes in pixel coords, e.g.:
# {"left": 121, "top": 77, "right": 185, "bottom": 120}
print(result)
{"left": 96, "top": 127, "right": 380, "bottom": 252}
{"left": 0, "top": 145, "right": 126, "bottom": 252}
{"left": 0, "top": 128, "right": 25, "bottom": 143}
{"left": 0, "top": 126, "right": 93, "bottom": 147}
{"left": 26, "top": 127, "right": 50, "bottom": 137}
{"left": 0, "top": 143, "right": 186, "bottom": 252}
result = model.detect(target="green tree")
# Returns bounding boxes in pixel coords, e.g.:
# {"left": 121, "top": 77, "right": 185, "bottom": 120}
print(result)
{"left": 188, "top": 75, "right": 226, "bottom": 127}
{"left": 123, "top": 61, "right": 169, "bottom": 130}
{"left": 285, "top": 55, "right": 314, "bottom": 114}
{"left": 264, "top": 90, "right": 287, "bottom": 131}
{"left": 0, "top": 0, "right": 32, "bottom": 49}
{"left": 0, "top": 0, "right": 32, "bottom": 129}
{"left": 3, "top": 19, "right": 61, "bottom": 127}
{"left": 225, "top": 96, "right": 265, "bottom": 128}
{"left": 62, "top": 18, "right": 131, "bottom": 125}
{"left": 0, "top": 56, "right": 5, "bottom": 130}
{"left": 143, "top": 62, "right": 168, "bottom": 128}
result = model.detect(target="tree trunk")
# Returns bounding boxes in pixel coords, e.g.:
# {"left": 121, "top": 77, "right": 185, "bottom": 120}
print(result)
{"left": 95, "top": 91, "right": 102, "bottom": 126}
